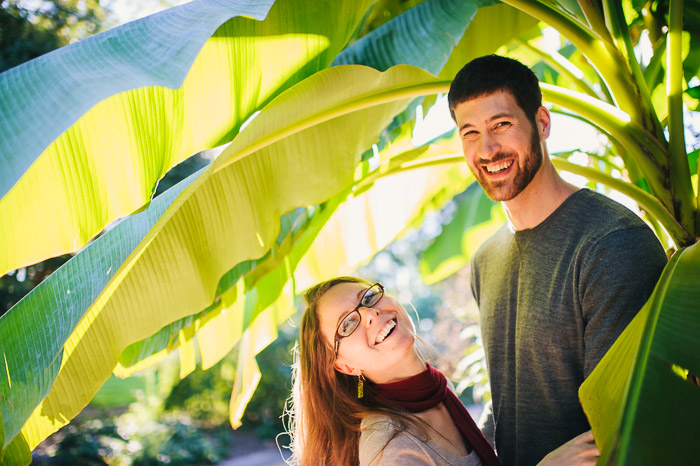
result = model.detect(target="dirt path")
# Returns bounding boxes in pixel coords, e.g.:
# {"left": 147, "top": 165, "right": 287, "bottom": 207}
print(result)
{"left": 218, "top": 449, "right": 288, "bottom": 466}
{"left": 219, "top": 431, "right": 290, "bottom": 466}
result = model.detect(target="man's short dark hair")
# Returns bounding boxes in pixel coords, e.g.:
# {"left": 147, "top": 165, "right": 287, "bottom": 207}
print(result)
{"left": 448, "top": 55, "right": 542, "bottom": 124}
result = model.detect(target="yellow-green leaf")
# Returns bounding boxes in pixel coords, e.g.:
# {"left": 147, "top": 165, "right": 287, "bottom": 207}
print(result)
{"left": 3, "top": 64, "right": 439, "bottom": 458}
{"left": 0, "top": 0, "right": 374, "bottom": 277}
{"left": 580, "top": 242, "right": 700, "bottom": 465}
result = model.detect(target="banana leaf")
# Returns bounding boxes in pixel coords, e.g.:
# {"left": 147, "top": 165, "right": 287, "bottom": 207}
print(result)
{"left": 0, "top": 164, "right": 205, "bottom": 456}
{"left": 580, "top": 242, "right": 700, "bottom": 465}
{"left": 334, "top": 0, "right": 496, "bottom": 144}
{"left": 0, "top": 0, "right": 375, "bottom": 277}
{"left": 296, "top": 139, "right": 471, "bottom": 290}
{"left": 0, "top": 64, "right": 441, "bottom": 463}
{"left": 106, "top": 0, "right": 502, "bottom": 412}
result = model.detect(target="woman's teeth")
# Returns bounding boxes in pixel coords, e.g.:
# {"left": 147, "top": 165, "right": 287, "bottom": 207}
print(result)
{"left": 376, "top": 320, "right": 396, "bottom": 344}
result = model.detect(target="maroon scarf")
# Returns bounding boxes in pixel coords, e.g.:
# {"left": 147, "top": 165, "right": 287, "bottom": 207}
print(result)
{"left": 372, "top": 363, "right": 501, "bottom": 466}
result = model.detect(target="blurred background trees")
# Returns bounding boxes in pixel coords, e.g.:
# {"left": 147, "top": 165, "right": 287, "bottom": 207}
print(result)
{"left": 0, "top": 0, "right": 109, "bottom": 73}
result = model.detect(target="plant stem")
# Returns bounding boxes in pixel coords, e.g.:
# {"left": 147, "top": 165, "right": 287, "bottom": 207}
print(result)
{"left": 359, "top": 150, "right": 692, "bottom": 247}
{"left": 517, "top": 38, "right": 603, "bottom": 100}
{"left": 603, "top": 0, "right": 664, "bottom": 139}
{"left": 501, "top": 0, "right": 644, "bottom": 122}
{"left": 551, "top": 158, "right": 690, "bottom": 246}
{"left": 541, "top": 84, "right": 673, "bottom": 209}
{"left": 666, "top": 0, "right": 697, "bottom": 237}
{"left": 577, "top": 0, "right": 613, "bottom": 42}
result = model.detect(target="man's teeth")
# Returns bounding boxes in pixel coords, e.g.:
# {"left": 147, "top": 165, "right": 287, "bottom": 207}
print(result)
{"left": 376, "top": 320, "right": 396, "bottom": 344}
{"left": 485, "top": 160, "right": 513, "bottom": 173}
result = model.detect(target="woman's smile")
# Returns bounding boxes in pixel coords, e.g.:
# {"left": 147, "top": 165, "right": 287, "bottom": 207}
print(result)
{"left": 374, "top": 318, "right": 397, "bottom": 344}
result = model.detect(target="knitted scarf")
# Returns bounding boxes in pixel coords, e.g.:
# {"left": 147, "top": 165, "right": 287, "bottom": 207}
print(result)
{"left": 372, "top": 363, "right": 501, "bottom": 466}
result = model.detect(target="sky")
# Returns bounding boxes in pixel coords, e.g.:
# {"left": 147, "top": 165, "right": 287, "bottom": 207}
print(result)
{"left": 104, "top": 0, "right": 185, "bottom": 24}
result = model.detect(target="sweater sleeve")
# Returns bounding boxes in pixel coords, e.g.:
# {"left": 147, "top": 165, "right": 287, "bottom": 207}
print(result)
{"left": 579, "top": 226, "right": 667, "bottom": 376}
{"left": 477, "top": 400, "right": 495, "bottom": 448}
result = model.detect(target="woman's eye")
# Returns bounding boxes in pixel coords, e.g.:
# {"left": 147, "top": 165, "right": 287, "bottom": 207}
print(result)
{"left": 340, "top": 312, "right": 360, "bottom": 334}
{"left": 363, "top": 289, "right": 381, "bottom": 306}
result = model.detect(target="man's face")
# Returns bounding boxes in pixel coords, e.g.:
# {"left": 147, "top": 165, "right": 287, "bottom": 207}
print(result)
{"left": 453, "top": 90, "right": 545, "bottom": 202}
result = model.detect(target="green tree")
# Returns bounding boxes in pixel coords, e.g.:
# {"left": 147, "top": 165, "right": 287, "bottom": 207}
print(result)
{"left": 0, "top": 1, "right": 698, "bottom": 464}
{"left": 0, "top": 0, "right": 109, "bottom": 72}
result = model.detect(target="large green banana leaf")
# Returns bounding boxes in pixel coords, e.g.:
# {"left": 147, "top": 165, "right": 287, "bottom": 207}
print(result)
{"left": 0, "top": 0, "right": 375, "bottom": 277}
{"left": 421, "top": 3, "right": 539, "bottom": 113}
{"left": 437, "top": 3, "right": 539, "bottom": 81}
{"left": 0, "top": 0, "right": 272, "bottom": 199}
{"left": 580, "top": 242, "right": 700, "bottom": 465}
{"left": 335, "top": 0, "right": 491, "bottom": 72}
{"left": 0, "top": 163, "right": 205, "bottom": 451}
{"left": 334, "top": 0, "right": 495, "bottom": 134}
{"left": 113, "top": 207, "right": 308, "bottom": 376}
{"left": 105, "top": 0, "right": 499, "bottom": 419}
{"left": 0, "top": 64, "right": 443, "bottom": 463}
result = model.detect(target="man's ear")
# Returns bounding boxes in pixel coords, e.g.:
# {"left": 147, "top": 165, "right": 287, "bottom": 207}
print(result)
{"left": 333, "top": 360, "right": 362, "bottom": 377}
{"left": 535, "top": 105, "right": 551, "bottom": 140}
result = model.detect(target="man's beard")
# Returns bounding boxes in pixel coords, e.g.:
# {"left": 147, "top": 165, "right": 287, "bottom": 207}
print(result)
{"left": 475, "top": 125, "right": 544, "bottom": 202}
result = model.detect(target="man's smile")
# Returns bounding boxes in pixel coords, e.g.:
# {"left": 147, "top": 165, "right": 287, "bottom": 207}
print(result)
{"left": 484, "top": 159, "right": 514, "bottom": 174}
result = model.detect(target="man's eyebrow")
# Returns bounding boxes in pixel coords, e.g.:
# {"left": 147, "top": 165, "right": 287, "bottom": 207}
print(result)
{"left": 490, "top": 112, "right": 514, "bottom": 121}
{"left": 459, "top": 122, "right": 474, "bottom": 132}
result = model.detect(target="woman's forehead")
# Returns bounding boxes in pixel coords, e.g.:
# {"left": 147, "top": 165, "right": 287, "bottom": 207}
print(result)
{"left": 319, "top": 282, "right": 366, "bottom": 310}
{"left": 317, "top": 282, "right": 366, "bottom": 325}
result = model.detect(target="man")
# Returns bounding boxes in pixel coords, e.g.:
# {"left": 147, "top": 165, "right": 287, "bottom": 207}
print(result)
{"left": 448, "top": 55, "right": 667, "bottom": 466}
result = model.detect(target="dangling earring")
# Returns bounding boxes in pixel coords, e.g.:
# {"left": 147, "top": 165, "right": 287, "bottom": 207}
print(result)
{"left": 357, "top": 374, "right": 365, "bottom": 399}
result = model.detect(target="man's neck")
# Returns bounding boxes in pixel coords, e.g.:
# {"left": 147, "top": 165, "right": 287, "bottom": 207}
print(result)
{"left": 502, "top": 158, "right": 578, "bottom": 231}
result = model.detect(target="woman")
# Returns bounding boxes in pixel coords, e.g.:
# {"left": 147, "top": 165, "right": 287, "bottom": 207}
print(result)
{"left": 285, "top": 277, "right": 599, "bottom": 465}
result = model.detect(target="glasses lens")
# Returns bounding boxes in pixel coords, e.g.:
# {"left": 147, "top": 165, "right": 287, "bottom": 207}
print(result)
{"left": 338, "top": 311, "right": 361, "bottom": 337}
{"left": 361, "top": 284, "right": 382, "bottom": 308}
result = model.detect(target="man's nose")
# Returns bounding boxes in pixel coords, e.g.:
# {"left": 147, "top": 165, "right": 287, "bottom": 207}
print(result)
{"left": 478, "top": 132, "right": 501, "bottom": 160}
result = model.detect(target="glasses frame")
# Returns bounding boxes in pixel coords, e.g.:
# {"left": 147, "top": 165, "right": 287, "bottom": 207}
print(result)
{"left": 333, "top": 283, "right": 384, "bottom": 358}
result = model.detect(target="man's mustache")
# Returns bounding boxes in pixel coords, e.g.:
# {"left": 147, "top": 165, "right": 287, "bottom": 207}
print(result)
{"left": 478, "top": 152, "right": 517, "bottom": 165}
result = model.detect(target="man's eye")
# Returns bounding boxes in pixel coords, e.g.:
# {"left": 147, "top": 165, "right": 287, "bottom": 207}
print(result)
{"left": 462, "top": 130, "right": 478, "bottom": 139}
{"left": 495, "top": 121, "right": 511, "bottom": 129}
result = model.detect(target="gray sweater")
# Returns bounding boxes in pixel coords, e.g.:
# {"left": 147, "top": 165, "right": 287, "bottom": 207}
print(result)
{"left": 471, "top": 189, "right": 667, "bottom": 466}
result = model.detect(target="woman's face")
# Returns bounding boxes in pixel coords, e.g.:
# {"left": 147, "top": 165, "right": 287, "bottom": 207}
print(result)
{"left": 316, "top": 281, "right": 425, "bottom": 384}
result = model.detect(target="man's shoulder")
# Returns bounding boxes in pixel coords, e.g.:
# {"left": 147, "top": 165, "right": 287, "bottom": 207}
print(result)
{"left": 567, "top": 190, "right": 666, "bottom": 267}
{"left": 571, "top": 189, "right": 648, "bottom": 231}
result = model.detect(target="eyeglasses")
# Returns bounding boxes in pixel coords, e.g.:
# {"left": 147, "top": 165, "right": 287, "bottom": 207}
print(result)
{"left": 334, "top": 283, "right": 384, "bottom": 358}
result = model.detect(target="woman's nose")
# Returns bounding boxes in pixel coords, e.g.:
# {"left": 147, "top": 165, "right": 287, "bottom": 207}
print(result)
{"left": 362, "top": 307, "right": 381, "bottom": 326}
